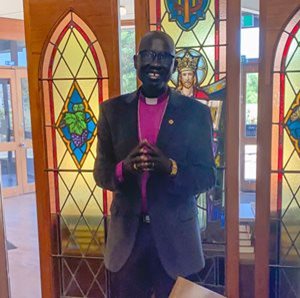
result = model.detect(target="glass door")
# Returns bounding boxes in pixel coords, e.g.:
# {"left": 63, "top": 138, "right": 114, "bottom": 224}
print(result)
{"left": 0, "top": 68, "right": 35, "bottom": 197}
{"left": 16, "top": 69, "right": 35, "bottom": 193}
{"left": 240, "top": 63, "right": 258, "bottom": 192}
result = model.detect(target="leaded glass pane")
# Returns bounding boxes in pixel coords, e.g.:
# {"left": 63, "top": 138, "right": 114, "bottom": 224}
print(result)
{"left": 149, "top": 0, "right": 227, "bottom": 292}
{"left": 271, "top": 14, "right": 300, "bottom": 297}
{"left": 42, "top": 11, "right": 108, "bottom": 297}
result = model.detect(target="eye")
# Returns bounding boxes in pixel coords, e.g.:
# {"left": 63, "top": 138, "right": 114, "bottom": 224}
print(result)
{"left": 140, "top": 51, "right": 153, "bottom": 60}
{"left": 157, "top": 53, "right": 164, "bottom": 60}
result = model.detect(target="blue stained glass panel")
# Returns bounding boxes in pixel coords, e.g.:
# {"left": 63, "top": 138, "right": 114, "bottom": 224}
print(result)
{"left": 56, "top": 82, "right": 97, "bottom": 168}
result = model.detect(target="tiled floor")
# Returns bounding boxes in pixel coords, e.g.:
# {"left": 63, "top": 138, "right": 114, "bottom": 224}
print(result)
{"left": 3, "top": 193, "right": 41, "bottom": 298}
{"left": 1, "top": 191, "right": 256, "bottom": 298}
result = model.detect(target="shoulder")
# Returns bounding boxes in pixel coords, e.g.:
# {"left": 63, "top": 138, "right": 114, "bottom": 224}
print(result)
{"left": 173, "top": 90, "right": 210, "bottom": 116}
{"left": 100, "top": 91, "right": 137, "bottom": 110}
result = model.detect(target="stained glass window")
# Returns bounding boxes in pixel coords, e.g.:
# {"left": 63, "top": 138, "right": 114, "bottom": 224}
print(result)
{"left": 270, "top": 9, "right": 300, "bottom": 298}
{"left": 149, "top": 0, "right": 227, "bottom": 293}
{"left": 41, "top": 11, "right": 108, "bottom": 297}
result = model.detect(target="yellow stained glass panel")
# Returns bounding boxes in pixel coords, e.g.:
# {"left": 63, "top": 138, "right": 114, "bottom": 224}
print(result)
{"left": 86, "top": 50, "right": 98, "bottom": 75}
{"left": 283, "top": 130, "right": 295, "bottom": 167}
{"left": 58, "top": 145, "right": 76, "bottom": 169}
{"left": 284, "top": 149, "right": 300, "bottom": 171}
{"left": 77, "top": 56, "right": 97, "bottom": 78}
{"left": 55, "top": 131, "right": 68, "bottom": 167}
{"left": 70, "top": 174, "right": 92, "bottom": 211}
{"left": 81, "top": 150, "right": 96, "bottom": 171}
{"left": 193, "top": 17, "right": 214, "bottom": 45}
{"left": 161, "top": 16, "right": 182, "bottom": 43}
{"left": 286, "top": 46, "right": 300, "bottom": 71}
{"left": 284, "top": 77, "right": 296, "bottom": 114}
{"left": 281, "top": 176, "right": 293, "bottom": 215}
{"left": 87, "top": 85, "right": 100, "bottom": 114}
{"left": 176, "top": 30, "right": 199, "bottom": 48}
{"left": 285, "top": 39, "right": 298, "bottom": 66}
{"left": 62, "top": 31, "right": 86, "bottom": 76}
{"left": 58, "top": 28, "right": 72, "bottom": 53}
{"left": 53, "top": 57, "right": 73, "bottom": 79}
{"left": 73, "top": 27, "right": 89, "bottom": 52}
{"left": 52, "top": 84, "right": 66, "bottom": 122}
{"left": 53, "top": 79, "right": 73, "bottom": 105}
{"left": 59, "top": 171, "right": 79, "bottom": 209}
{"left": 52, "top": 51, "right": 62, "bottom": 77}
{"left": 77, "top": 79, "right": 98, "bottom": 102}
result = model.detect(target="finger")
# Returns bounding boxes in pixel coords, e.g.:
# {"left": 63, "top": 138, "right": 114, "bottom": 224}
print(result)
{"left": 139, "top": 162, "right": 155, "bottom": 172}
{"left": 130, "top": 154, "right": 149, "bottom": 164}
{"left": 143, "top": 142, "right": 160, "bottom": 154}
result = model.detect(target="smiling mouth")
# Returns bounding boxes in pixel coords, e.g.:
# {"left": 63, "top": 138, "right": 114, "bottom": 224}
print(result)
{"left": 147, "top": 71, "right": 160, "bottom": 80}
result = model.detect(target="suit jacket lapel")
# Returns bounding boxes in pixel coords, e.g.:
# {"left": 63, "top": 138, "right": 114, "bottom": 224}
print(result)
{"left": 117, "top": 91, "right": 139, "bottom": 157}
{"left": 157, "top": 89, "right": 183, "bottom": 151}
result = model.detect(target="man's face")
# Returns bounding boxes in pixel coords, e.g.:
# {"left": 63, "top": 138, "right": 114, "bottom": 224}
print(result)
{"left": 180, "top": 70, "right": 195, "bottom": 89}
{"left": 134, "top": 33, "right": 176, "bottom": 95}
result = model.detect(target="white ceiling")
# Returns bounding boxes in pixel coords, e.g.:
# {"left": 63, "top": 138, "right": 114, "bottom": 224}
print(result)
{"left": 0, "top": 0, "right": 24, "bottom": 19}
{"left": 0, "top": 0, "right": 259, "bottom": 21}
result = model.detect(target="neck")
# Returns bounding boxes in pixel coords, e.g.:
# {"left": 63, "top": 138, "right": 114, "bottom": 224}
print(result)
{"left": 141, "top": 85, "right": 167, "bottom": 98}
{"left": 181, "top": 86, "right": 193, "bottom": 97}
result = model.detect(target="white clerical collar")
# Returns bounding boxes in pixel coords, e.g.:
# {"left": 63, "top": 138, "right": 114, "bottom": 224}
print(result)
{"left": 145, "top": 97, "right": 158, "bottom": 105}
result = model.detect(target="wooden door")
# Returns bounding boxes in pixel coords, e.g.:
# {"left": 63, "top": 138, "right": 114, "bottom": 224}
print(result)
{"left": 23, "top": 1, "right": 120, "bottom": 297}
{"left": 255, "top": 2, "right": 300, "bottom": 297}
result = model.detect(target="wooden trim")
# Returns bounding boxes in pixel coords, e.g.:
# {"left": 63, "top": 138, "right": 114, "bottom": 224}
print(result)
{"left": 23, "top": 1, "right": 55, "bottom": 297}
{"left": 254, "top": 1, "right": 271, "bottom": 294}
{"left": 0, "top": 178, "right": 11, "bottom": 298}
{"left": 225, "top": 0, "right": 240, "bottom": 297}
{"left": 134, "top": 0, "right": 150, "bottom": 52}
{"left": 0, "top": 18, "right": 25, "bottom": 41}
{"left": 121, "top": 19, "right": 135, "bottom": 27}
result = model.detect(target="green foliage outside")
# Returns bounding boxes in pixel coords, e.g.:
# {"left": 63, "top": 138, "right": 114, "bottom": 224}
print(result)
{"left": 120, "top": 28, "right": 137, "bottom": 94}
{"left": 245, "top": 73, "right": 258, "bottom": 125}
{"left": 246, "top": 73, "right": 258, "bottom": 104}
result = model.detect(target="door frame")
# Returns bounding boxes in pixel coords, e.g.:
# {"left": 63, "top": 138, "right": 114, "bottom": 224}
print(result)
{"left": 0, "top": 67, "right": 34, "bottom": 197}
{"left": 240, "top": 61, "right": 259, "bottom": 192}
{"left": 0, "top": 68, "right": 22, "bottom": 197}
{"left": 15, "top": 68, "right": 35, "bottom": 194}
{"left": 0, "top": 175, "right": 11, "bottom": 298}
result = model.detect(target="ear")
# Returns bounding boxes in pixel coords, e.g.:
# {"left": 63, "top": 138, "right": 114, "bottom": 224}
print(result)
{"left": 133, "top": 54, "right": 138, "bottom": 69}
{"left": 172, "top": 59, "right": 178, "bottom": 73}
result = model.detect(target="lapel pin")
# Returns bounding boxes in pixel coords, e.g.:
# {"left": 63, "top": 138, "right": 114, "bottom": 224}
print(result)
{"left": 168, "top": 119, "right": 174, "bottom": 125}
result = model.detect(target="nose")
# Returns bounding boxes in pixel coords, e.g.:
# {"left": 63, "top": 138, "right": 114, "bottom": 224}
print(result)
{"left": 150, "top": 55, "right": 161, "bottom": 66}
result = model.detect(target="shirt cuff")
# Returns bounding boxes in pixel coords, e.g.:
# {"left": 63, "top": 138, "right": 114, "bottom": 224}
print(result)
{"left": 115, "top": 161, "right": 124, "bottom": 183}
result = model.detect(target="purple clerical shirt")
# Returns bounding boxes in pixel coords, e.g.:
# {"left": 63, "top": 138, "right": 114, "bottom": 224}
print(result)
{"left": 115, "top": 90, "right": 169, "bottom": 213}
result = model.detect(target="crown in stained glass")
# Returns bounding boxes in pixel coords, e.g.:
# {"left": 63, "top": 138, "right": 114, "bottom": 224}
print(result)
{"left": 57, "top": 82, "right": 97, "bottom": 168}
{"left": 285, "top": 92, "right": 300, "bottom": 157}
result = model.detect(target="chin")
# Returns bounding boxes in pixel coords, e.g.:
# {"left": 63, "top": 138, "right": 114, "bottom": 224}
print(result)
{"left": 142, "top": 77, "right": 165, "bottom": 89}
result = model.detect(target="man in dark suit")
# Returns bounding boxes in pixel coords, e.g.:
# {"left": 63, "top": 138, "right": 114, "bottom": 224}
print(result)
{"left": 94, "top": 31, "right": 215, "bottom": 298}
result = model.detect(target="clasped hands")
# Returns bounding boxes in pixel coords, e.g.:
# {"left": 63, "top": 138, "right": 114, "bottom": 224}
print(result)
{"left": 123, "top": 140, "right": 171, "bottom": 175}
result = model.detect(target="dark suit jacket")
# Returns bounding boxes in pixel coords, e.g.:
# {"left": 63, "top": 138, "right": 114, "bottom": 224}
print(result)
{"left": 94, "top": 88, "right": 215, "bottom": 279}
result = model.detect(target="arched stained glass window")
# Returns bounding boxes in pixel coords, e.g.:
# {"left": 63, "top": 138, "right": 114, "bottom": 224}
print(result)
{"left": 41, "top": 11, "right": 108, "bottom": 297}
{"left": 270, "top": 9, "right": 300, "bottom": 298}
{"left": 148, "top": 0, "right": 227, "bottom": 293}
